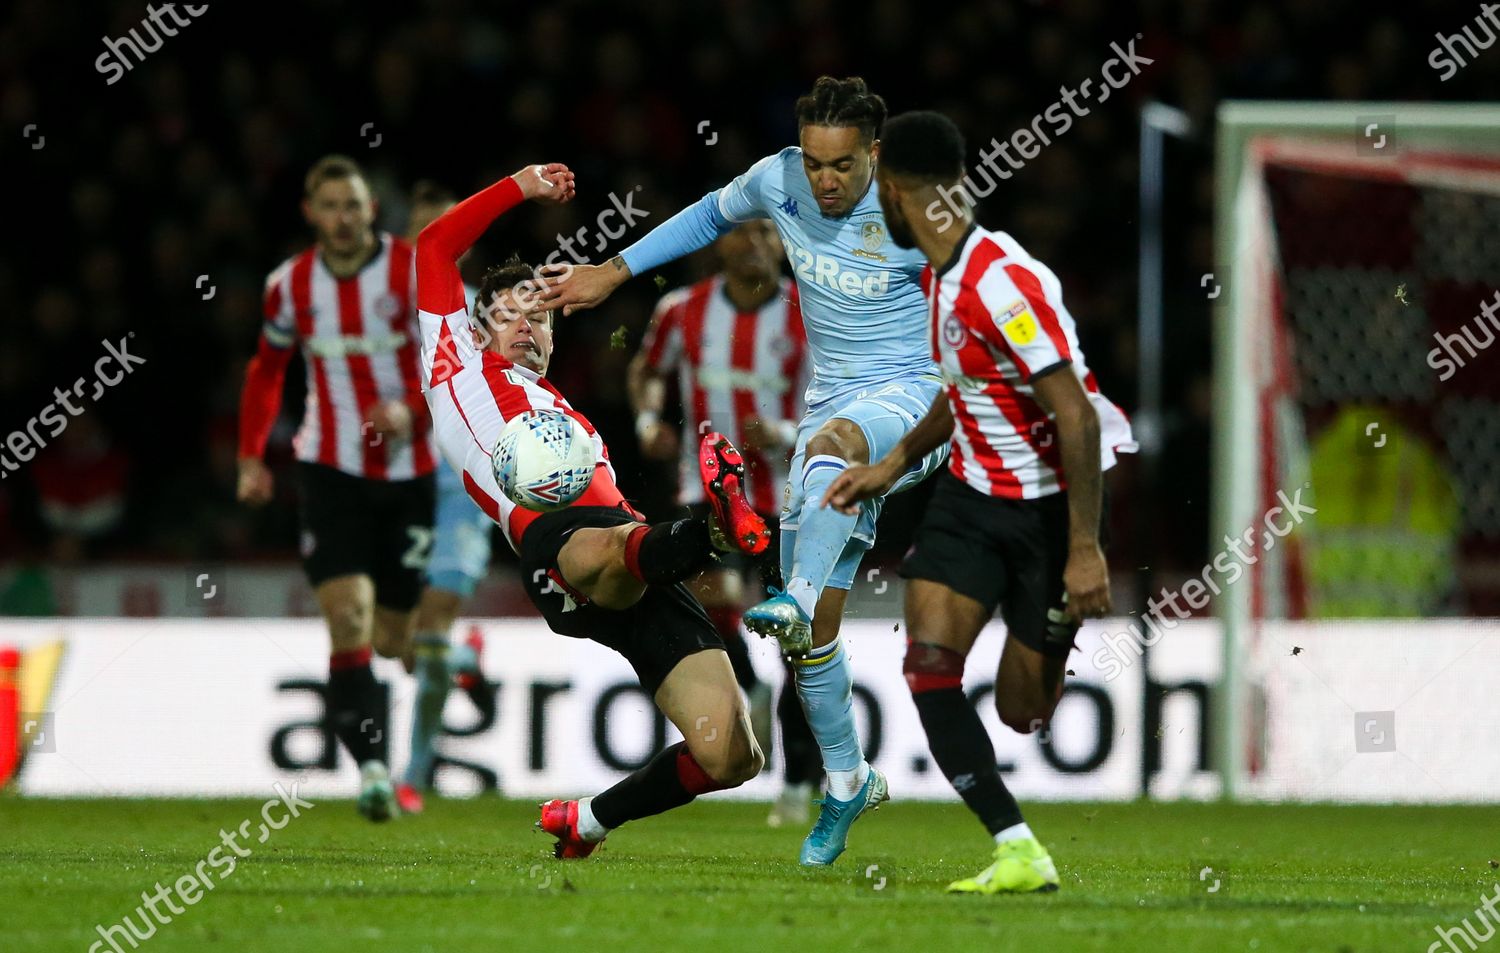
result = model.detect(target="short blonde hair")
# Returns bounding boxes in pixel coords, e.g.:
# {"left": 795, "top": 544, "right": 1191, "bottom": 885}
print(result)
{"left": 303, "top": 154, "right": 366, "bottom": 197}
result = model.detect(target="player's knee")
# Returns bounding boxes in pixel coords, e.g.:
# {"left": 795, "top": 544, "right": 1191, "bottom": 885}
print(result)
{"left": 371, "top": 626, "right": 406, "bottom": 660}
{"left": 689, "top": 729, "right": 762, "bottom": 787}
{"left": 325, "top": 599, "right": 372, "bottom": 650}
{"left": 995, "top": 695, "right": 1050, "bottom": 735}
{"left": 805, "top": 418, "right": 865, "bottom": 467}
{"left": 804, "top": 433, "right": 842, "bottom": 463}
{"left": 413, "top": 587, "right": 462, "bottom": 633}
{"left": 741, "top": 742, "right": 766, "bottom": 784}
{"left": 902, "top": 640, "right": 966, "bottom": 697}
{"left": 710, "top": 738, "right": 763, "bottom": 787}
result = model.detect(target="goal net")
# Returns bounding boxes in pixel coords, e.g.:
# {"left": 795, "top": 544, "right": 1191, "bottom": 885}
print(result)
{"left": 1214, "top": 102, "right": 1500, "bottom": 800}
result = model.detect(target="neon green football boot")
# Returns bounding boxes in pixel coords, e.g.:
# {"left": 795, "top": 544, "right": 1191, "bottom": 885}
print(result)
{"left": 946, "top": 837, "right": 1060, "bottom": 894}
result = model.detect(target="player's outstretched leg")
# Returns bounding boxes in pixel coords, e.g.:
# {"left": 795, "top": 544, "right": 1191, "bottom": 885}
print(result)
{"left": 537, "top": 434, "right": 768, "bottom": 857}
{"left": 539, "top": 649, "right": 763, "bottom": 857}
{"left": 904, "top": 580, "right": 1059, "bottom": 894}
{"left": 699, "top": 433, "right": 772, "bottom": 557}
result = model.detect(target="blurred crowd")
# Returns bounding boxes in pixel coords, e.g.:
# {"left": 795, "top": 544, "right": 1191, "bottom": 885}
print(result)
{"left": 0, "top": 0, "right": 1488, "bottom": 585}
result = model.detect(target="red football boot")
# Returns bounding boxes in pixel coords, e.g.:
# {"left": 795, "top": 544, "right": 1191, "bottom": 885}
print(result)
{"left": 394, "top": 783, "right": 425, "bottom": 815}
{"left": 537, "top": 799, "right": 603, "bottom": 859}
{"left": 699, "top": 432, "right": 770, "bottom": 555}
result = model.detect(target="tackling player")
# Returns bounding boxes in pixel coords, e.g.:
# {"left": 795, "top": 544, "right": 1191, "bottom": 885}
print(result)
{"left": 395, "top": 181, "right": 495, "bottom": 815}
{"left": 826, "top": 111, "right": 1136, "bottom": 893}
{"left": 627, "top": 219, "right": 824, "bottom": 824}
{"left": 537, "top": 77, "right": 945, "bottom": 865}
{"left": 238, "top": 155, "right": 434, "bottom": 822}
{"left": 417, "top": 165, "right": 768, "bottom": 857}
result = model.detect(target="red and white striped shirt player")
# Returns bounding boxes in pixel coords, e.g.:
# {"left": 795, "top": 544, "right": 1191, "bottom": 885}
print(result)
{"left": 637, "top": 275, "right": 809, "bottom": 514}
{"left": 417, "top": 176, "right": 634, "bottom": 553}
{"left": 921, "top": 226, "right": 1135, "bottom": 498}
{"left": 241, "top": 235, "right": 436, "bottom": 481}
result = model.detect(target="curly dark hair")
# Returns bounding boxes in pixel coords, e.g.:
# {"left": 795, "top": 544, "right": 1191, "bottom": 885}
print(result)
{"left": 793, "top": 76, "right": 887, "bottom": 143}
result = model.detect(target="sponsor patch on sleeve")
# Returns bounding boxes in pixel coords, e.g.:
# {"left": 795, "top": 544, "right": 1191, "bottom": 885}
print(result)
{"left": 998, "top": 301, "right": 1038, "bottom": 346}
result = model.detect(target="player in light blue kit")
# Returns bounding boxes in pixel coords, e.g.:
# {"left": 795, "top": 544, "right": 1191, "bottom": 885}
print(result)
{"left": 537, "top": 77, "right": 945, "bottom": 865}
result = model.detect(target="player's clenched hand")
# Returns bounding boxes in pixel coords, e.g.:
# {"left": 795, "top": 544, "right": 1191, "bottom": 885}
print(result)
{"left": 743, "top": 418, "right": 794, "bottom": 453}
{"left": 639, "top": 421, "right": 678, "bottom": 461}
{"left": 1063, "top": 543, "right": 1111, "bottom": 620}
{"left": 530, "top": 260, "right": 628, "bottom": 317}
{"left": 237, "top": 457, "right": 274, "bottom": 507}
{"left": 822, "top": 460, "right": 900, "bottom": 515}
{"left": 367, "top": 400, "right": 413, "bottom": 440}
{"left": 513, "top": 163, "right": 576, "bottom": 204}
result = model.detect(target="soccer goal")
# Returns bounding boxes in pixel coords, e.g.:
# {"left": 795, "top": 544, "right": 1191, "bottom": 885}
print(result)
{"left": 1213, "top": 101, "right": 1500, "bottom": 801}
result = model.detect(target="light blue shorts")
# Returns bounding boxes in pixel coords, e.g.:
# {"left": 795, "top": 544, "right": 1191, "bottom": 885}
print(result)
{"left": 779, "top": 374, "right": 948, "bottom": 590}
{"left": 427, "top": 461, "right": 495, "bottom": 598}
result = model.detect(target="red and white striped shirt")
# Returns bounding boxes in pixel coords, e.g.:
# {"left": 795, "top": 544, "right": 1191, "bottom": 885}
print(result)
{"left": 922, "top": 224, "right": 1135, "bottom": 499}
{"left": 641, "top": 276, "right": 808, "bottom": 513}
{"left": 416, "top": 176, "right": 632, "bottom": 552}
{"left": 240, "top": 234, "right": 436, "bottom": 481}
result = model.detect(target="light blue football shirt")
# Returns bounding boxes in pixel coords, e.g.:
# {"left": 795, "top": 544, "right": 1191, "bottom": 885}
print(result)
{"left": 715, "top": 148, "right": 935, "bottom": 405}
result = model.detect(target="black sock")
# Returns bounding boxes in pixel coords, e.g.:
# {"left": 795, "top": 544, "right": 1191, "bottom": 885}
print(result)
{"left": 327, "top": 651, "right": 384, "bottom": 767}
{"left": 591, "top": 742, "right": 708, "bottom": 829}
{"left": 624, "top": 519, "right": 713, "bottom": 586}
{"left": 912, "top": 686, "right": 1023, "bottom": 834}
{"left": 778, "top": 661, "right": 823, "bottom": 786}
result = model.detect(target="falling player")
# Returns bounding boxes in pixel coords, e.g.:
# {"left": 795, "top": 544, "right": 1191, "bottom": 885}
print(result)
{"left": 238, "top": 155, "right": 434, "bottom": 821}
{"left": 826, "top": 111, "right": 1136, "bottom": 893}
{"left": 395, "top": 180, "right": 496, "bottom": 814}
{"left": 417, "top": 164, "right": 767, "bottom": 857}
{"left": 627, "top": 219, "right": 824, "bottom": 825}
{"left": 537, "top": 76, "right": 946, "bottom": 865}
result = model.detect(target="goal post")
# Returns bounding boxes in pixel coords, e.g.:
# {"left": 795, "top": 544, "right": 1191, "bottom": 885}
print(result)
{"left": 1213, "top": 101, "right": 1500, "bottom": 800}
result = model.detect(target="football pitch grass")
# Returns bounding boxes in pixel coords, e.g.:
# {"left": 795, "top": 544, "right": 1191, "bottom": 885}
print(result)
{"left": 2, "top": 797, "right": 1490, "bottom": 952}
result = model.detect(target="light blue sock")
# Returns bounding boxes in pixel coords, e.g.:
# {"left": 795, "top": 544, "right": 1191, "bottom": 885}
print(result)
{"left": 448, "top": 642, "right": 478, "bottom": 676}
{"left": 786, "top": 455, "right": 859, "bottom": 619}
{"left": 793, "top": 637, "right": 868, "bottom": 801}
{"left": 404, "top": 634, "right": 451, "bottom": 788}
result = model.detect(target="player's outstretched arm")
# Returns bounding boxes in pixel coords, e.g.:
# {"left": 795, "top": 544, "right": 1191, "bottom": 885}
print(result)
{"left": 534, "top": 152, "right": 779, "bottom": 316}
{"left": 824, "top": 394, "right": 954, "bottom": 514}
{"left": 1031, "top": 368, "right": 1109, "bottom": 620}
{"left": 416, "top": 163, "right": 575, "bottom": 314}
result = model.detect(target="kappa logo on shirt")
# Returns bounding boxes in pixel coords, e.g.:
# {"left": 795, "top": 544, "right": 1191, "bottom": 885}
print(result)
{"left": 777, "top": 197, "right": 800, "bottom": 218}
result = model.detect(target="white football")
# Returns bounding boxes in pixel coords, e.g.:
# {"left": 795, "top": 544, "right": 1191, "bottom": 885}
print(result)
{"left": 491, "top": 410, "right": 596, "bottom": 512}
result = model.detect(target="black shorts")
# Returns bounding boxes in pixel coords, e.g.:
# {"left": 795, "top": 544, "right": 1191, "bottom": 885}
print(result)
{"left": 684, "top": 502, "right": 783, "bottom": 591}
{"left": 900, "top": 471, "right": 1108, "bottom": 658}
{"left": 297, "top": 462, "right": 435, "bottom": 612}
{"left": 519, "top": 505, "right": 724, "bottom": 695}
